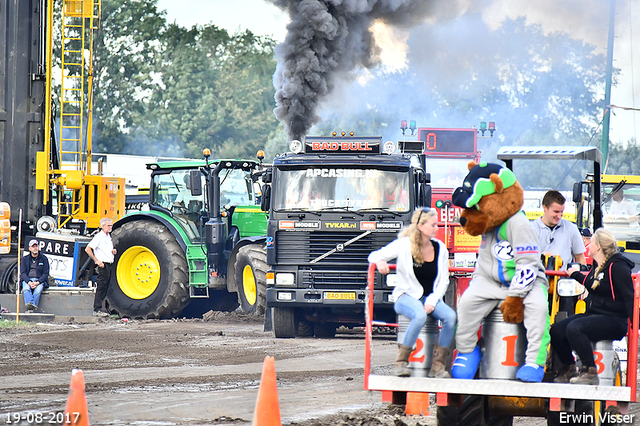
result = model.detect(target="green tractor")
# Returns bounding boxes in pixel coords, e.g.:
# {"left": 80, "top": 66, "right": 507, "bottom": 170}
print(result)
{"left": 106, "top": 152, "right": 268, "bottom": 318}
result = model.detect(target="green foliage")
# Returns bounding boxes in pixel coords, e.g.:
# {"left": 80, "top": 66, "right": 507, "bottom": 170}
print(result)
{"left": 91, "top": 0, "right": 278, "bottom": 160}
{"left": 607, "top": 139, "right": 640, "bottom": 175}
{"left": 0, "top": 320, "right": 36, "bottom": 329}
{"left": 92, "top": 0, "right": 166, "bottom": 154}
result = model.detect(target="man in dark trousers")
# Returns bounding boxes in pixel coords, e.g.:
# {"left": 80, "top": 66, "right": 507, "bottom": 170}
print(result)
{"left": 20, "top": 239, "right": 50, "bottom": 312}
{"left": 85, "top": 218, "right": 116, "bottom": 316}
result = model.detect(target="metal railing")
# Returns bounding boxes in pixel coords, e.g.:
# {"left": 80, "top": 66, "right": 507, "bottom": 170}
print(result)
{"left": 364, "top": 263, "right": 640, "bottom": 402}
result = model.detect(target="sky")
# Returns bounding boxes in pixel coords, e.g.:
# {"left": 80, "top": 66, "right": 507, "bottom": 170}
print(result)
{"left": 155, "top": 0, "right": 639, "bottom": 147}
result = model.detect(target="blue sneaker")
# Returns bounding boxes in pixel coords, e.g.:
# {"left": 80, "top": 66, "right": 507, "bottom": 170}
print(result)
{"left": 516, "top": 363, "right": 545, "bottom": 383}
{"left": 451, "top": 345, "right": 482, "bottom": 379}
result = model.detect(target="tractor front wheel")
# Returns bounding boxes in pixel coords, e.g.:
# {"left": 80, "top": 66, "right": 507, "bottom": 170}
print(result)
{"left": 234, "top": 244, "right": 267, "bottom": 314}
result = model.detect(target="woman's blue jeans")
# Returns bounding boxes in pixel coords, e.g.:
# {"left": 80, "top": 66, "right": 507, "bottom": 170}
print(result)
{"left": 394, "top": 293, "right": 456, "bottom": 348}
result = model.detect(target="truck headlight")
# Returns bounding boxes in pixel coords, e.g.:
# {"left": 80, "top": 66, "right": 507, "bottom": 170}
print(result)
{"left": 276, "top": 273, "right": 295, "bottom": 286}
{"left": 386, "top": 274, "right": 398, "bottom": 287}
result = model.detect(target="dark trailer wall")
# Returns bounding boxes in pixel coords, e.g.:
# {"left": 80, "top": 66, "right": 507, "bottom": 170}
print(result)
{"left": 1, "top": 0, "right": 49, "bottom": 225}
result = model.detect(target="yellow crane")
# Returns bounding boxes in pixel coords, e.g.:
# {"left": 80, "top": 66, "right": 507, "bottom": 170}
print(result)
{"left": 36, "top": 0, "right": 125, "bottom": 231}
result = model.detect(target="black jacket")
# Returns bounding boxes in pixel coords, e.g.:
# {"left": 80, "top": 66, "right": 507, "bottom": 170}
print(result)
{"left": 20, "top": 252, "right": 50, "bottom": 288}
{"left": 570, "top": 252, "right": 634, "bottom": 320}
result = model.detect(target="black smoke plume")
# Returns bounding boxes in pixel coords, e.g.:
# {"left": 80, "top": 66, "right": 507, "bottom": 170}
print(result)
{"left": 268, "top": 0, "right": 445, "bottom": 140}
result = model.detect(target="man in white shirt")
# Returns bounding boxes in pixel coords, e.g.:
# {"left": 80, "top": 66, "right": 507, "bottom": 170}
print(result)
{"left": 435, "top": 165, "right": 463, "bottom": 188}
{"left": 86, "top": 218, "right": 116, "bottom": 316}
{"left": 606, "top": 189, "right": 637, "bottom": 219}
{"left": 530, "top": 190, "right": 586, "bottom": 269}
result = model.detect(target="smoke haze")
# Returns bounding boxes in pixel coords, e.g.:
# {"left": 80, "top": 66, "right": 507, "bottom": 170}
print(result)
{"left": 268, "top": 0, "right": 638, "bottom": 151}
{"left": 269, "top": 0, "right": 469, "bottom": 140}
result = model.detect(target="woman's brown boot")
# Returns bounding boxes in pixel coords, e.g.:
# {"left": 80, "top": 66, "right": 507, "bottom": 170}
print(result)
{"left": 553, "top": 363, "right": 578, "bottom": 383}
{"left": 570, "top": 366, "right": 599, "bottom": 385}
{"left": 395, "top": 344, "right": 413, "bottom": 377}
{"left": 428, "top": 345, "right": 451, "bottom": 378}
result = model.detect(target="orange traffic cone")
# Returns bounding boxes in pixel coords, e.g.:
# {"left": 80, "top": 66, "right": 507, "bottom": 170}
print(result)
{"left": 405, "top": 391, "right": 430, "bottom": 416}
{"left": 64, "top": 369, "right": 90, "bottom": 426}
{"left": 252, "top": 356, "right": 282, "bottom": 426}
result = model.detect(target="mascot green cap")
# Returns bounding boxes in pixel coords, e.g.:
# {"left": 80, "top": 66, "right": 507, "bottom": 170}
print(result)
{"left": 452, "top": 162, "right": 517, "bottom": 208}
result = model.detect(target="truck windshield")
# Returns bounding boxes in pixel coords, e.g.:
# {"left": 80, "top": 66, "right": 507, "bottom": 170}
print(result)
{"left": 273, "top": 168, "right": 410, "bottom": 212}
{"left": 601, "top": 181, "right": 640, "bottom": 243}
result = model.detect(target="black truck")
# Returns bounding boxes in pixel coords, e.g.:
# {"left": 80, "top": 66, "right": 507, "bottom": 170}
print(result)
{"left": 260, "top": 135, "right": 431, "bottom": 337}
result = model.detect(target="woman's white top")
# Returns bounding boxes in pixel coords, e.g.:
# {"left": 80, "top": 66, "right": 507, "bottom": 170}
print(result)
{"left": 368, "top": 236, "right": 450, "bottom": 307}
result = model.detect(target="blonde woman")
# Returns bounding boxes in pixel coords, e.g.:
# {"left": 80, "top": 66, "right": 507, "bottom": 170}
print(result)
{"left": 551, "top": 228, "right": 635, "bottom": 385}
{"left": 368, "top": 208, "right": 456, "bottom": 377}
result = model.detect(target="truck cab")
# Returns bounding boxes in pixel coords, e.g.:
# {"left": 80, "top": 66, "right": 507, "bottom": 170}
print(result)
{"left": 262, "top": 135, "right": 430, "bottom": 337}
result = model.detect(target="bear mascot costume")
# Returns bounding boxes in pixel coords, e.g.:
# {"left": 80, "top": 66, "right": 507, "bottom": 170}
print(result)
{"left": 450, "top": 161, "right": 551, "bottom": 382}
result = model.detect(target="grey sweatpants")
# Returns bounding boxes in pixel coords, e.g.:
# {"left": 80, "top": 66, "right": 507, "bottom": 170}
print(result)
{"left": 455, "top": 275, "right": 551, "bottom": 366}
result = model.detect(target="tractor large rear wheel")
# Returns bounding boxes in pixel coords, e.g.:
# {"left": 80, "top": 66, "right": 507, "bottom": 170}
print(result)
{"left": 107, "top": 221, "right": 189, "bottom": 319}
{"left": 234, "top": 244, "right": 267, "bottom": 314}
{"left": 0, "top": 258, "right": 18, "bottom": 294}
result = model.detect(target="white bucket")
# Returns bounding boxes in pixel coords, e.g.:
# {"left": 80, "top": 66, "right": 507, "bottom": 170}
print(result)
{"left": 480, "top": 307, "right": 527, "bottom": 379}
{"left": 592, "top": 340, "right": 617, "bottom": 386}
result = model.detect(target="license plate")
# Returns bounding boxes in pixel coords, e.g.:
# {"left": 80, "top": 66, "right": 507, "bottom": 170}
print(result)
{"left": 324, "top": 292, "right": 356, "bottom": 300}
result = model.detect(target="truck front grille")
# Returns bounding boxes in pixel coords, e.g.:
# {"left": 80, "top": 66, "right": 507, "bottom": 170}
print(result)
{"left": 301, "top": 270, "right": 368, "bottom": 289}
{"left": 275, "top": 230, "right": 396, "bottom": 266}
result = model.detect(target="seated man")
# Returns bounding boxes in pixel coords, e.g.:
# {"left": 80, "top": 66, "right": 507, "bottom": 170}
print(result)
{"left": 435, "top": 165, "right": 463, "bottom": 187}
{"left": 605, "top": 188, "right": 637, "bottom": 222}
{"left": 20, "top": 239, "right": 50, "bottom": 312}
{"left": 174, "top": 175, "right": 202, "bottom": 212}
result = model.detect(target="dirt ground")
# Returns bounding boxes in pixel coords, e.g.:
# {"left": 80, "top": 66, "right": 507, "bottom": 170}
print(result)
{"left": 0, "top": 313, "right": 637, "bottom": 425}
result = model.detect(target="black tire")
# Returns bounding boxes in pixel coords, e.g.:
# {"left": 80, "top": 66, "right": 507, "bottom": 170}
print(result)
{"left": 547, "top": 400, "right": 594, "bottom": 426}
{"left": 234, "top": 244, "right": 267, "bottom": 315}
{"left": 437, "top": 395, "right": 486, "bottom": 426}
{"left": 313, "top": 322, "right": 337, "bottom": 338}
{"left": 0, "top": 258, "right": 19, "bottom": 294}
{"left": 297, "top": 319, "right": 314, "bottom": 337}
{"left": 107, "top": 221, "right": 190, "bottom": 319}
{"left": 273, "top": 307, "right": 297, "bottom": 338}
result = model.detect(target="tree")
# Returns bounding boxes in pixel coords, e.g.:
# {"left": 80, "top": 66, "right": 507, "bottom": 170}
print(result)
{"left": 90, "top": 1, "right": 279, "bottom": 160}
{"left": 607, "top": 139, "right": 640, "bottom": 175}
{"left": 92, "top": 0, "right": 166, "bottom": 154}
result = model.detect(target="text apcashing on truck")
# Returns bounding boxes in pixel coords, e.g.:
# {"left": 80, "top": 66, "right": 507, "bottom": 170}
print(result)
{"left": 262, "top": 136, "right": 430, "bottom": 338}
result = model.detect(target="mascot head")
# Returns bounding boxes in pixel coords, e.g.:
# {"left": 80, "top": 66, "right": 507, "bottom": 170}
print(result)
{"left": 452, "top": 161, "right": 524, "bottom": 236}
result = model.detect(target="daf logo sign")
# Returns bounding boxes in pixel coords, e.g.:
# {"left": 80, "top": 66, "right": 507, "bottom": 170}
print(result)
{"left": 336, "top": 244, "right": 344, "bottom": 252}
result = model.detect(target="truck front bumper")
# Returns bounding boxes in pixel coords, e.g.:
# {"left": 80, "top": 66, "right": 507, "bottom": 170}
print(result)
{"left": 266, "top": 287, "right": 393, "bottom": 309}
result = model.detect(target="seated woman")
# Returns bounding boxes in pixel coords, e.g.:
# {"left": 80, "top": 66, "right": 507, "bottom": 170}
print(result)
{"left": 550, "top": 228, "right": 635, "bottom": 385}
{"left": 368, "top": 208, "right": 456, "bottom": 377}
